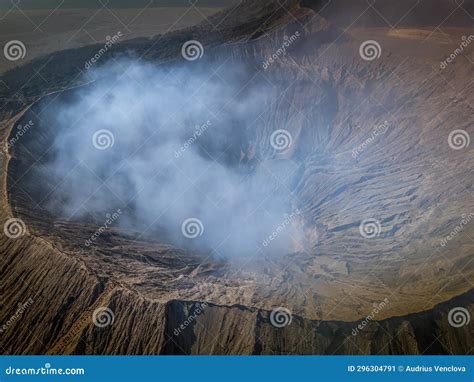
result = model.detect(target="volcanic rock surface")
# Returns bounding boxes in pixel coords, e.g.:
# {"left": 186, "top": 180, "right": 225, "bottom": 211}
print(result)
{"left": 1, "top": 0, "right": 473, "bottom": 354}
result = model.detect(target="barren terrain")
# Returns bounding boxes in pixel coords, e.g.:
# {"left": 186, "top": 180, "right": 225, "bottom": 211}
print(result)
{"left": 0, "top": 0, "right": 473, "bottom": 355}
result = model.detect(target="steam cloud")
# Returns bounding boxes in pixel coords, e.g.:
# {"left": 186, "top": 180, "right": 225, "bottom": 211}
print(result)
{"left": 41, "top": 59, "right": 300, "bottom": 258}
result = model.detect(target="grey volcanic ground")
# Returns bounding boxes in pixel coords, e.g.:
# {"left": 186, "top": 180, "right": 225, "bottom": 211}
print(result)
{"left": 0, "top": 0, "right": 473, "bottom": 355}
{"left": 0, "top": 3, "right": 229, "bottom": 74}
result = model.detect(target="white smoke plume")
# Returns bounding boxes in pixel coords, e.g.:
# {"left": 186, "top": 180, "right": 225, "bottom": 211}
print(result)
{"left": 40, "top": 59, "right": 300, "bottom": 258}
